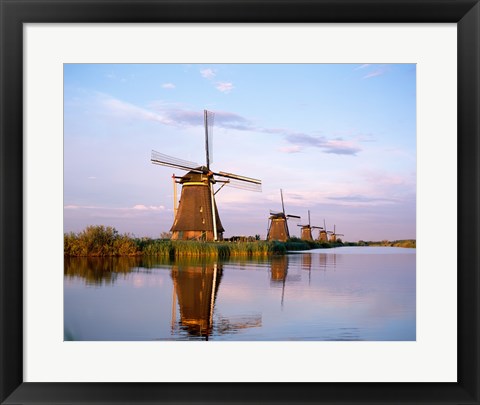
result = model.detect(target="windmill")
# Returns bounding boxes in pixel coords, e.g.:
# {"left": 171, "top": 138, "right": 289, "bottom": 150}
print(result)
{"left": 266, "top": 189, "right": 300, "bottom": 242}
{"left": 329, "top": 224, "right": 344, "bottom": 243}
{"left": 317, "top": 219, "right": 333, "bottom": 242}
{"left": 297, "top": 210, "right": 323, "bottom": 241}
{"left": 151, "top": 110, "right": 262, "bottom": 241}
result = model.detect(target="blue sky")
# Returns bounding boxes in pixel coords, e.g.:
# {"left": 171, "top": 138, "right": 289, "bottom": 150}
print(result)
{"left": 64, "top": 63, "right": 416, "bottom": 241}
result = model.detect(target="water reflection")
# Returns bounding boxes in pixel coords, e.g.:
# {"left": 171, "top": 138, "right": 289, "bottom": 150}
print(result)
{"left": 64, "top": 248, "right": 416, "bottom": 341}
{"left": 171, "top": 261, "right": 222, "bottom": 339}
{"left": 64, "top": 256, "right": 143, "bottom": 286}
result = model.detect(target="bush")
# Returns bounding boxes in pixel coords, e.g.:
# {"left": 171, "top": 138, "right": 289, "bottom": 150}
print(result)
{"left": 64, "top": 225, "right": 140, "bottom": 257}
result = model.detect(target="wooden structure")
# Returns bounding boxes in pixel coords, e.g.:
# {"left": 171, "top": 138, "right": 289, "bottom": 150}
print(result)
{"left": 152, "top": 110, "right": 261, "bottom": 241}
{"left": 266, "top": 189, "right": 300, "bottom": 242}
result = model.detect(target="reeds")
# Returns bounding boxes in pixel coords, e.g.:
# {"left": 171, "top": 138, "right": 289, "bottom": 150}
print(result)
{"left": 64, "top": 226, "right": 340, "bottom": 258}
{"left": 142, "top": 240, "right": 284, "bottom": 258}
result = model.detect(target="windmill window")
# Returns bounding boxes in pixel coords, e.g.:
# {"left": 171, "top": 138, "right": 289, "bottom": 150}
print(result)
{"left": 202, "top": 218, "right": 205, "bottom": 224}
{"left": 199, "top": 206, "right": 203, "bottom": 212}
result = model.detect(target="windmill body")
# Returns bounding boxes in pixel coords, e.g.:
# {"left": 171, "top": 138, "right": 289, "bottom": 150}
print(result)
{"left": 152, "top": 110, "right": 261, "bottom": 241}
{"left": 267, "top": 190, "right": 300, "bottom": 242}
{"left": 318, "top": 230, "right": 329, "bottom": 242}
{"left": 170, "top": 167, "right": 225, "bottom": 241}
{"left": 267, "top": 213, "right": 290, "bottom": 242}
{"left": 300, "top": 226, "right": 313, "bottom": 241}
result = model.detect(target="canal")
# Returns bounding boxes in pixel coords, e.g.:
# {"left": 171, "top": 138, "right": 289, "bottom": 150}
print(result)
{"left": 64, "top": 247, "right": 416, "bottom": 341}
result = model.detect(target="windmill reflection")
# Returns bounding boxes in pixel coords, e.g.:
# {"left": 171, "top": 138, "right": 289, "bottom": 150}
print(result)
{"left": 270, "top": 255, "right": 289, "bottom": 308}
{"left": 170, "top": 261, "right": 222, "bottom": 339}
{"left": 170, "top": 260, "right": 261, "bottom": 340}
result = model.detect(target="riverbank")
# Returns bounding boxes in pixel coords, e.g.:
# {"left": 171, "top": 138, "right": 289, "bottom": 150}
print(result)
{"left": 64, "top": 225, "right": 345, "bottom": 258}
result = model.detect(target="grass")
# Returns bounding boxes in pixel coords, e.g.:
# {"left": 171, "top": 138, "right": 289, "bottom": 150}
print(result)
{"left": 64, "top": 225, "right": 415, "bottom": 258}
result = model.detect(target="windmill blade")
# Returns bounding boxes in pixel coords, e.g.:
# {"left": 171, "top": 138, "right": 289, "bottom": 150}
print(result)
{"left": 308, "top": 210, "right": 311, "bottom": 227}
{"left": 287, "top": 214, "right": 301, "bottom": 219}
{"left": 311, "top": 226, "right": 323, "bottom": 229}
{"left": 216, "top": 171, "right": 261, "bottom": 185}
{"left": 270, "top": 210, "right": 284, "bottom": 216}
{"left": 280, "top": 189, "right": 285, "bottom": 215}
{"left": 223, "top": 178, "right": 262, "bottom": 192}
{"left": 151, "top": 150, "right": 201, "bottom": 172}
{"left": 204, "top": 110, "right": 214, "bottom": 168}
{"left": 336, "top": 233, "right": 344, "bottom": 236}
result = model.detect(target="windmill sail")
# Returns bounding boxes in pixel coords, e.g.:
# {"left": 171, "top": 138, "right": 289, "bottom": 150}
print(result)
{"left": 205, "top": 110, "right": 214, "bottom": 168}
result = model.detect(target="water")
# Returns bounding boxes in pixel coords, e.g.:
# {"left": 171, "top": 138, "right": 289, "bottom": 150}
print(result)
{"left": 64, "top": 247, "right": 416, "bottom": 341}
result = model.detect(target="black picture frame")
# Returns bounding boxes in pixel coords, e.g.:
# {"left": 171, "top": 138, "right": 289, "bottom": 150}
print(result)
{"left": 1, "top": 1, "right": 479, "bottom": 404}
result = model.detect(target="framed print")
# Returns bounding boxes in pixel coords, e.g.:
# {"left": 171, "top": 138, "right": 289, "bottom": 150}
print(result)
{"left": 1, "top": 0, "right": 479, "bottom": 404}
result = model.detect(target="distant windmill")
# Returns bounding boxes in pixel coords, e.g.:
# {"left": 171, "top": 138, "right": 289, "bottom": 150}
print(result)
{"left": 151, "top": 110, "right": 262, "bottom": 241}
{"left": 266, "top": 189, "right": 300, "bottom": 242}
{"left": 317, "top": 219, "right": 331, "bottom": 242}
{"left": 297, "top": 210, "right": 323, "bottom": 241}
{"left": 329, "top": 224, "right": 344, "bottom": 242}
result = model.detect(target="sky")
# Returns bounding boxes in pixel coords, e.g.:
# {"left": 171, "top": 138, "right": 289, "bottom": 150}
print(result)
{"left": 64, "top": 63, "right": 416, "bottom": 241}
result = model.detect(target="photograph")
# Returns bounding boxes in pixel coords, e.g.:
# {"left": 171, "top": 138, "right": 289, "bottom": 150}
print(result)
{"left": 2, "top": 0, "right": 479, "bottom": 403}
{"left": 64, "top": 63, "right": 416, "bottom": 341}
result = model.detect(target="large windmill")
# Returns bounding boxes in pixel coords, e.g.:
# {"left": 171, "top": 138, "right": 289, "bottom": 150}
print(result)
{"left": 297, "top": 210, "right": 323, "bottom": 241}
{"left": 151, "top": 110, "right": 262, "bottom": 241}
{"left": 266, "top": 189, "right": 300, "bottom": 242}
{"left": 329, "top": 224, "right": 344, "bottom": 243}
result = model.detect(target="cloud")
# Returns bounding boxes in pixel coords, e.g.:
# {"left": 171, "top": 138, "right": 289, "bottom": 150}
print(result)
{"left": 362, "top": 66, "right": 388, "bottom": 79}
{"left": 132, "top": 204, "right": 165, "bottom": 211}
{"left": 98, "top": 93, "right": 361, "bottom": 155}
{"left": 278, "top": 145, "right": 302, "bottom": 153}
{"left": 354, "top": 64, "right": 371, "bottom": 70}
{"left": 323, "top": 139, "right": 362, "bottom": 155}
{"left": 65, "top": 204, "right": 165, "bottom": 211}
{"left": 161, "top": 83, "right": 175, "bottom": 89}
{"left": 154, "top": 108, "right": 254, "bottom": 131}
{"left": 286, "top": 133, "right": 361, "bottom": 155}
{"left": 216, "top": 82, "right": 234, "bottom": 93}
{"left": 363, "top": 69, "right": 385, "bottom": 79}
{"left": 64, "top": 204, "right": 99, "bottom": 209}
{"left": 199, "top": 68, "right": 234, "bottom": 93}
{"left": 200, "top": 68, "right": 216, "bottom": 79}
{"left": 327, "top": 195, "right": 398, "bottom": 204}
{"left": 99, "top": 94, "right": 173, "bottom": 125}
